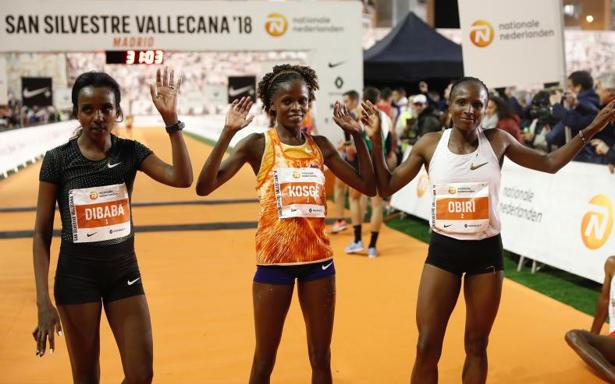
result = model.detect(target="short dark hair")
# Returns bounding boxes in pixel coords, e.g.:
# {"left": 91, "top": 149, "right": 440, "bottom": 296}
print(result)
{"left": 449, "top": 76, "right": 489, "bottom": 101}
{"left": 568, "top": 70, "right": 594, "bottom": 91}
{"left": 489, "top": 95, "right": 516, "bottom": 120}
{"left": 257, "top": 64, "right": 319, "bottom": 114}
{"left": 363, "top": 87, "right": 380, "bottom": 104}
{"left": 343, "top": 90, "right": 360, "bottom": 101}
{"left": 71, "top": 72, "right": 122, "bottom": 118}
{"left": 381, "top": 87, "right": 393, "bottom": 100}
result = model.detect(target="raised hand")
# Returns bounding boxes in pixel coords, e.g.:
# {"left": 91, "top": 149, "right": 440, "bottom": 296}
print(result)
{"left": 360, "top": 100, "right": 381, "bottom": 139}
{"left": 150, "top": 66, "right": 182, "bottom": 126}
{"left": 332, "top": 101, "right": 361, "bottom": 134}
{"left": 224, "top": 97, "right": 254, "bottom": 133}
{"left": 590, "top": 99, "right": 615, "bottom": 134}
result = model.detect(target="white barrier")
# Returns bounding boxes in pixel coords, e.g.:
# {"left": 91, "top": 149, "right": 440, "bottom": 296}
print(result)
{"left": 391, "top": 149, "right": 615, "bottom": 283}
{"left": 0, "top": 115, "right": 267, "bottom": 178}
{"left": 132, "top": 114, "right": 269, "bottom": 147}
{"left": 0, "top": 121, "right": 77, "bottom": 177}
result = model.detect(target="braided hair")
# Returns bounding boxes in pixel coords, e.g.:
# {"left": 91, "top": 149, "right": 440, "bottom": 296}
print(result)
{"left": 449, "top": 76, "right": 489, "bottom": 102}
{"left": 257, "top": 64, "right": 319, "bottom": 115}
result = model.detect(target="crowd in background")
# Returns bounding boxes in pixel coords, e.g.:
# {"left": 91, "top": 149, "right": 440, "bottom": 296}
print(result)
{"left": 357, "top": 70, "right": 615, "bottom": 166}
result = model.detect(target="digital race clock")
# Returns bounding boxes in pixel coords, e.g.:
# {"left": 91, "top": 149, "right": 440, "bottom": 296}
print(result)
{"left": 105, "top": 50, "right": 165, "bottom": 65}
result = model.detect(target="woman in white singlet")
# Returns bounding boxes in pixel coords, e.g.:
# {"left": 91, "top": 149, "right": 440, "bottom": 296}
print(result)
{"left": 361, "top": 77, "right": 615, "bottom": 383}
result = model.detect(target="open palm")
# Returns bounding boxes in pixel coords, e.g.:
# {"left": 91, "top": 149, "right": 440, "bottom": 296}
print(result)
{"left": 332, "top": 101, "right": 361, "bottom": 134}
{"left": 225, "top": 97, "right": 254, "bottom": 132}
{"left": 150, "top": 67, "right": 181, "bottom": 125}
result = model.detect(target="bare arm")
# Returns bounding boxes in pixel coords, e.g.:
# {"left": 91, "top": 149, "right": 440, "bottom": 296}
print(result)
{"left": 32, "top": 181, "right": 62, "bottom": 356}
{"left": 361, "top": 100, "right": 429, "bottom": 197}
{"left": 591, "top": 258, "right": 615, "bottom": 334}
{"left": 504, "top": 100, "right": 615, "bottom": 173}
{"left": 196, "top": 97, "right": 256, "bottom": 196}
{"left": 140, "top": 67, "right": 193, "bottom": 187}
{"left": 326, "top": 101, "right": 376, "bottom": 196}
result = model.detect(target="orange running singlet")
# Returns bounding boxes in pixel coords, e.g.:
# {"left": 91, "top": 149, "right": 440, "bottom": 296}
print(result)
{"left": 255, "top": 128, "right": 333, "bottom": 265}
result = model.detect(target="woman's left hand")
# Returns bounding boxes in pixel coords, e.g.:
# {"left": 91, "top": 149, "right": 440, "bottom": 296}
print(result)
{"left": 150, "top": 67, "right": 182, "bottom": 126}
{"left": 332, "top": 101, "right": 361, "bottom": 134}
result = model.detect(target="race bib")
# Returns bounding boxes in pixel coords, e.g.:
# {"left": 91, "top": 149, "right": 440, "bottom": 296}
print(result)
{"left": 273, "top": 167, "right": 326, "bottom": 219}
{"left": 432, "top": 182, "right": 489, "bottom": 234}
{"left": 69, "top": 183, "right": 131, "bottom": 243}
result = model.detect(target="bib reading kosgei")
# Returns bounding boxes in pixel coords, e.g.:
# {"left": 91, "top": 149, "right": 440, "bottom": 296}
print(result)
{"left": 273, "top": 167, "right": 326, "bottom": 219}
{"left": 69, "top": 183, "right": 131, "bottom": 243}
{"left": 432, "top": 182, "right": 490, "bottom": 234}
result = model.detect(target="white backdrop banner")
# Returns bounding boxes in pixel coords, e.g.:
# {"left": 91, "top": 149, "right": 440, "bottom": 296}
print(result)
{"left": 0, "top": 1, "right": 363, "bottom": 143}
{"left": 458, "top": 0, "right": 565, "bottom": 88}
{"left": 391, "top": 152, "right": 615, "bottom": 283}
{"left": 0, "top": 57, "right": 7, "bottom": 105}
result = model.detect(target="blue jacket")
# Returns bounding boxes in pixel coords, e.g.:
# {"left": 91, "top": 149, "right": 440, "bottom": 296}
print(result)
{"left": 545, "top": 89, "right": 600, "bottom": 161}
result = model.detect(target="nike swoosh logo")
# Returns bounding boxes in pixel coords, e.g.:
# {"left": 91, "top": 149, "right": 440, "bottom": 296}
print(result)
{"left": 328, "top": 60, "right": 346, "bottom": 68}
{"left": 23, "top": 87, "right": 50, "bottom": 98}
{"left": 470, "top": 162, "right": 488, "bottom": 171}
{"left": 107, "top": 162, "right": 121, "bottom": 168}
{"left": 443, "top": 224, "right": 452, "bottom": 228}
{"left": 127, "top": 277, "right": 141, "bottom": 286}
{"left": 321, "top": 261, "right": 333, "bottom": 270}
{"left": 86, "top": 232, "right": 97, "bottom": 237}
{"left": 228, "top": 85, "right": 255, "bottom": 97}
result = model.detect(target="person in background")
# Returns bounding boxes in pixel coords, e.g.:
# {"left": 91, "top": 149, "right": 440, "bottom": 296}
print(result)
{"left": 486, "top": 95, "right": 524, "bottom": 143}
{"left": 546, "top": 71, "right": 600, "bottom": 153}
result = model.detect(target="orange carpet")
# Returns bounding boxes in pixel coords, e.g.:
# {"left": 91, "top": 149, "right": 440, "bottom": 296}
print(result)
{"left": 0, "top": 128, "right": 603, "bottom": 383}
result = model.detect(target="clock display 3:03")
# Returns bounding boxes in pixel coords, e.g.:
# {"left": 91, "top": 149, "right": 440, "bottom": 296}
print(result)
{"left": 105, "top": 50, "right": 165, "bottom": 65}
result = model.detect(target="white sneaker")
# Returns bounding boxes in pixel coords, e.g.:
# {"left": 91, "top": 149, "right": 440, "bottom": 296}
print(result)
{"left": 345, "top": 240, "right": 364, "bottom": 254}
{"left": 368, "top": 247, "right": 378, "bottom": 258}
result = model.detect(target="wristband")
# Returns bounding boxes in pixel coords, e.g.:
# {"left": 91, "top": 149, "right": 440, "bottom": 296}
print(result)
{"left": 165, "top": 120, "right": 185, "bottom": 134}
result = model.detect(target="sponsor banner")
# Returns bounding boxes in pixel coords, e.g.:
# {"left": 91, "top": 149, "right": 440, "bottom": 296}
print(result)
{"left": 227, "top": 75, "right": 256, "bottom": 103}
{"left": 0, "top": 57, "right": 7, "bottom": 105}
{"left": 21, "top": 77, "right": 52, "bottom": 107}
{"left": 391, "top": 150, "right": 615, "bottom": 283}
{"left": 458, "top": 0, "right": 565, "bottom": 87}
{"left": 0, "top": 1, "right": 362, "bottom": 144}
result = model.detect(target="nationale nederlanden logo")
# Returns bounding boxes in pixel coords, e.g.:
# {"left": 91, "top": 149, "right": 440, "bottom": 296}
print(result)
{"left": 470, "top": 20, "right": 495, "bottom": 48}
{"left": 581, "top": 194, "right": 614, "bottom": 249}
{"left": 265, "top": 13, "right": 288, "bottom": 37}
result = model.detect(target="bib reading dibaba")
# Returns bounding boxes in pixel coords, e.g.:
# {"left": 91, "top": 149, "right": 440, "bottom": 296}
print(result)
{"left": 69, "top": 183, "right": 131, "bottom": 243}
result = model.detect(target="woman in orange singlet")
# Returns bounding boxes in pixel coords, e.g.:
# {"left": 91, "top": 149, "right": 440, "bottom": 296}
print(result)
{"left": 195, "top": 64, "right": 375, "bottom": 383}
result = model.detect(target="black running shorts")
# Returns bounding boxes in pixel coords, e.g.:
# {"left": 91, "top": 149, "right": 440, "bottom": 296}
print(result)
{"left": 426, "top": 231, "right": 503, "bottom": 276}
{"left": 54, "top": 237, "right": 144, "bottom": 305}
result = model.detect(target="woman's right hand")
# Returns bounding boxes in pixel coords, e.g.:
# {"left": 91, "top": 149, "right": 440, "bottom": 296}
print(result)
{"left": 223, "top": 97, "right": 254, "bottom": 134}
{"left": 33, "top": 302, "right": 62, "bottom": 357}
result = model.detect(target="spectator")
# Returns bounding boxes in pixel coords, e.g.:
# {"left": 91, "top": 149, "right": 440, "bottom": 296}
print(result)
{"left": 486, "top": 95, "right": 524, "bottom": 143}
{"left": 411, "top": 94, "right": 442, "bottom": 137}
{"left": 377, "top": 87, "right": 394, "bottom": 121}
{"left": 587, "top": 72, "right": 615, "bottom": 169}
{"left": 523, "top": 90, "right": 558, "bottom": 153}
{"left": 546, "top": 71, "right": 600, "bottom": 157}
